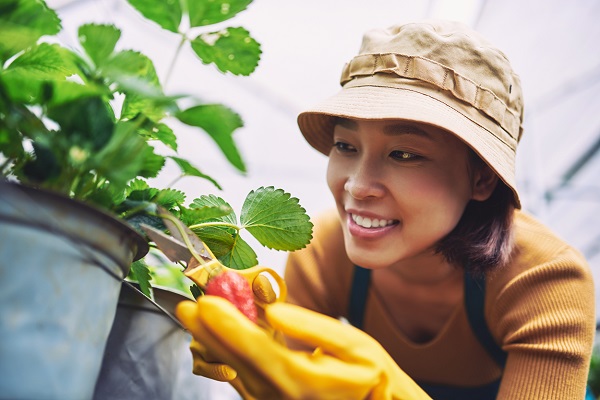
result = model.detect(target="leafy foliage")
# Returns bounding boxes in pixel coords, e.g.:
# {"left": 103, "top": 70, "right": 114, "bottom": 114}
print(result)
{"left": 1, "top": 0, "right": 314, "bottom": 300}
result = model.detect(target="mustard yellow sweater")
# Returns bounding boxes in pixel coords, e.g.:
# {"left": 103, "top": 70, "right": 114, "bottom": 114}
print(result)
{"left": 285, "top": 209, "right": 596, "bottom": 399}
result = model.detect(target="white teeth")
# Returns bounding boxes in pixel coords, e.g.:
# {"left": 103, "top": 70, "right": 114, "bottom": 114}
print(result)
{"left": 351, "top": 214, "right": 395, "bottom": 229}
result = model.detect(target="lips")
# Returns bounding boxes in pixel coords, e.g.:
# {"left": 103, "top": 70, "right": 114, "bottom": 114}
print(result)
{"left": 347, "top": 212, "right": 399, "bottom": 238}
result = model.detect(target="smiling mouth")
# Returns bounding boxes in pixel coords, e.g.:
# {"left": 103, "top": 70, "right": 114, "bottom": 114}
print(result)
{"left": 350, "top": 214, "right": 398, "bottom": 229}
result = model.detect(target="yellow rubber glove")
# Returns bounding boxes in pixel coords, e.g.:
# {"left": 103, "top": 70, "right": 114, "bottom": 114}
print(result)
{"left": 176, "top": 296, "right": 432, "bottom": 400}
{"left": 186, "top": 274, "right": 279, "bottom": 400}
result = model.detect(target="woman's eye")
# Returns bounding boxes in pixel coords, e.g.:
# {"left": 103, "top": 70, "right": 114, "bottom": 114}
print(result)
{"left": 333, "top": 141, "right": 356, "bottom": 152}
{"left": 390, "top": 151, "right": 419, "bottom": 161}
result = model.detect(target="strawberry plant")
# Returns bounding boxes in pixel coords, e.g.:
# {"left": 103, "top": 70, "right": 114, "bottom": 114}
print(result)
{"left": 1, "top": 0, "right": 313, "bottom": 296}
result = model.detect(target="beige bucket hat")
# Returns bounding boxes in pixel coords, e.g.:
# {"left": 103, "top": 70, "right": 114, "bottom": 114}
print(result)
{"left": 297, "top": 20, "right": 524, "bottom": 208}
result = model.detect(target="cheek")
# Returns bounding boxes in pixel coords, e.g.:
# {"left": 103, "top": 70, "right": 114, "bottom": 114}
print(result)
{"left": 399, "top": 170, "right": 472, "bottom": 223}
{"left": 326, "top": 159, "right": 343, "bottom": 195}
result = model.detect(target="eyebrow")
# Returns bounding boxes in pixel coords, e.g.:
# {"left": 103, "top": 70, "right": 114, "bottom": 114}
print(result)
{"left": 334, "top": 118, "right": 436, "bottom": 141}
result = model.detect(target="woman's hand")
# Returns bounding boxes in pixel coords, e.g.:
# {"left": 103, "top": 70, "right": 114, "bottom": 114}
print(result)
{"left": 176, "top": 295, "right": 432, "bottom": 400}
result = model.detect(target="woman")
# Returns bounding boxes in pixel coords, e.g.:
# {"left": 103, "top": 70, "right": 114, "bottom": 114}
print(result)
{"left": 177, "top": 20, "right": 596, "bottom": 399}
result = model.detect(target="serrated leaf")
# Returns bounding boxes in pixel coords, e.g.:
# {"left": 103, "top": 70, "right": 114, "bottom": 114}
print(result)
{"left": 2, "top": 43, "right": 88, "bottom": 104}
{"left": 188, "top": 0, "right": 253, "bottom": 27}
{"left": 218, "top": 234, "right": 257, "bottom": 270}
{"left": 190, "top": 27, "right": 261, "bottom": 76}
{"left": 154, "top": 188, "right": 186, "bottom": 210}
{"left": 180, "top": 204, "right": 233, "bottom": 225}
{"left": 169, "top": 156, "right": 221, "bottom": 189}
{"left": 0, "top": 0, "right": 62, "bottom": 63}
{"left": 192, "top": 226, "right": 234, "bottom": 258}
{"left": 104, "top": 50, "right": 161, "bottom": 89}
{"left": 78, "top": 23, "right": 121, "bottom": 67}
{"left": 150, "top": 123, "right": 177, "bottom": 150}
{"left": 191, "top": 194, "right": 236, "bottom": 225}
{"left": 127, "top": 188, "right": 159, "bottom": 202}
{"left": 129, "top": 259, "right": 153, "bottom": 298}
{"left": 126, "top": 178, "right": 150, "bottom": 194}
{"left": 176, "top": 104, "right": 246, "bottom": 172}
{"left": 127, "top": 0, "right": 182, "bottom": 33}
{"left": 241, "top": 186, "right": 313, "bottom": 251}
{"left": 138, "top": 144, "right": 165, "bottom": 178}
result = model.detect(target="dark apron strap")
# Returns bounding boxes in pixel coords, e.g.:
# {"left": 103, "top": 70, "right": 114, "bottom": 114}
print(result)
{"left": 464, "top": 272, "right": 508, "bottom": 368}
{"left": 348, "top": 265, "right": 504, "bottom": 399}
{"left": 348, "top": 265, "right": 372, "bottom": 328}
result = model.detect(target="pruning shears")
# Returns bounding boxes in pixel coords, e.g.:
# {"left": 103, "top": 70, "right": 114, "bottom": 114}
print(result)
{"left": 140, "top": 208, "right": 287, "bottom": 308}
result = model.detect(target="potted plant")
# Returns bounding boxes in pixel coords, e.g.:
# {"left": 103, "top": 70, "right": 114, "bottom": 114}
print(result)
{"left": 0, "top": 0, "right": 313, "bottom": 398}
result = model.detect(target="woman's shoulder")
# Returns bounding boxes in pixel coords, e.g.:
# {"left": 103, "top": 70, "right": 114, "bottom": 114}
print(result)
{"left": 511, "top": 210, "right": 588, "bottom": 272}
{"left": 486, "top": 209, "right": 593, "bottom": 310}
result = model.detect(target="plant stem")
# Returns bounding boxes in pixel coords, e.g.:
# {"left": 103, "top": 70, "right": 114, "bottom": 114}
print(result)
{"left": 163, "top": 35, "right": 187, "bottom": 89}
{"left": 189, "top": 221, "right": 241, "bottom": 231}
{"left": 158, "top": 212, "right": 207, "bottom": 265}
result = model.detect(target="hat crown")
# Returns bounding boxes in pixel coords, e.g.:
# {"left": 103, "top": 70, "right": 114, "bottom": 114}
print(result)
{"left": 354, "top": 20, "right": 524, "bottom": 141}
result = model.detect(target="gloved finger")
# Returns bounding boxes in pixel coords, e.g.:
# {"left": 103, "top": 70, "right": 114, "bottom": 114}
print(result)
{"left": 252, "top": 274, "right": 277, "bottom": 304}
{"left": 178, "top": 300, "right": 240, "bottom": 382}
{"left": 265, "top": 302, "right": 381, "bottom": 363}
{"left": 191, "top": 296, "right": 379, "bottom": 399}
{"left": 189, "top": 337, "right": 237, "bottom": 381}
{"left": 266, "top": 304, "right": 433, "bottom": 400}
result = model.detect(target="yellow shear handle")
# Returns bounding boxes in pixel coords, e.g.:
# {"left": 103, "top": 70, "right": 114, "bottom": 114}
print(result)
{"left": 236, "top": 265, "right": 287, "bottom": 307}
{"left": 184, "top": 259, "right": 287, "bottom": 307}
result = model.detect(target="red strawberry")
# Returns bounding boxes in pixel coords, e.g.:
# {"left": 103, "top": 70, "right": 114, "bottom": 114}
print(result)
{"left": 205, "top": 271, "right": 258, "bottom": 323}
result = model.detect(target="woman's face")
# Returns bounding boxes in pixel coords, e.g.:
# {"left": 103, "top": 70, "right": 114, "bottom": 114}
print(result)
{"left": 327, "top": 118, "right": 483, "bottom": 270}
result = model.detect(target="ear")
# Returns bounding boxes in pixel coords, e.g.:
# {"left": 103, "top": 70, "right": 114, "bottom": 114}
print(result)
{"left": 471, "top": 164, "right": 498, "bottom": 201}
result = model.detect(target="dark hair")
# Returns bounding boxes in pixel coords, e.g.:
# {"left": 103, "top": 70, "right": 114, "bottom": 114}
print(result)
{"left": 435, "top": 151, "right": 516, "bottom": 275}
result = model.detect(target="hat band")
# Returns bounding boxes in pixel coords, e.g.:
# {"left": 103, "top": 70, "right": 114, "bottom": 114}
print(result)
{"left": 340, "top": 53, "right": 521, "bottom": 141}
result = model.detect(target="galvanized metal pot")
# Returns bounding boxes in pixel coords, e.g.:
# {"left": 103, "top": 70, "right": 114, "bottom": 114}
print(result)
{"left": 0, "top": 181, "right": 147, "bottom": 400}
{"left": 93, "top": 282, "right": 211, "bottom": 399}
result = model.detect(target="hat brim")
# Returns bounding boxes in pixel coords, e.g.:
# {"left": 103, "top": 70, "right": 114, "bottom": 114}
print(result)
{"left": 297, "top": 85, "right": 520, "bottom": 208}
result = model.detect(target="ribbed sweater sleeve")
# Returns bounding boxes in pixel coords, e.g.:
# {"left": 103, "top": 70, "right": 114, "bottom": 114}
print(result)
{"left": 489, "top": 216, "right": 596, "bottom": 399}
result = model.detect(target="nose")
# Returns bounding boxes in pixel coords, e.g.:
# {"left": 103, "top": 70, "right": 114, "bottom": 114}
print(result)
{"left": 344, "top": 161, "right": 385, "bottom": 200}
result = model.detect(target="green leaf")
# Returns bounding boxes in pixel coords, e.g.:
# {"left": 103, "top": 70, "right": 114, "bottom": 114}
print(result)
{"left": 91, "top": 120, "right": 148, "bottom": 188}
{"left": 46, "top": 96, "right": 114, "bottom": 151}
{"left": 126, "top": 0, "right": 182, "bottom": 33}
{"left": 138, "top": 144, "right": 165, "bottom": 178}
{"left": 127, "top": 187, "right": 159, "bottom": 202}
{"left": 148, "top": 262, "right": 194, "bottom": 296}
{"left": 180, "top": 203, "right": 233, "bottom": 225}
{"left": 190, "top": 27, "right": 261, "bottom": 76}
{"left": 218, "top": 234, "right": 257, "bottom": 270}
{"left": 176, "top": 104, "right": 246, "bottom": 172}
{"left": 129, "top": 259, "right": 153, "bottom": 298}
{"left": 0, "top": 0, "right": 62, "bottom": 63}
{"left": 154, "top": 188, "right": 186, "bottom": 210}
{"left": 192, "top": 226, "right": 234, "bottom": 258}
{"left": 2, "top": 42, "right": 88, "bottom": 104}
{"left": 126, "top": 178, "right": 150, "bottom": 193}
{"left": 241, "top": 186, "right": 313, "bottom": 251}
{"left": 188, "top": 0, "right": 253, "bottom": 27}
{"left": 78, "top": 23, "right": 121, "bottom": 67}
{"left": 169, "top": 155, "right": 221, "bottom": 189}
{"left": 148, "top": 123, "right": 177, "bottom": 151}
{"left": 190, "top": 194, "right": 237, "bottom": 225}
{"left": 43, "top": 80, "right": 106, "bottom": 107}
